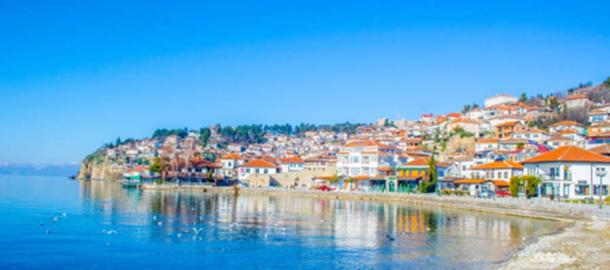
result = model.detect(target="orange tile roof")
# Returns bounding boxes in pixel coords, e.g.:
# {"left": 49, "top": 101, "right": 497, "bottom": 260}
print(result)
{"left": 550, "top": 120, "right": 583, "bottom": 127}
{"left": 344, "top": 140, "right": 389, "bottom": 148}
{"left": 493, "top": 180, "right": 510, "bottom": 187}
{"left": 496, "top": 120, "right": 520, "bottom": 127}
{"left": 279, "top": 156, "right": 304, "bottom": 164}
{"left": 404, "top": 158, "right": 429, "bottom": 167}
{"left": 241, "top": 159, "right": 276, "bottom": 168}
{"left": 221, "top": 153, "right": 242, "bottom": 160}
{"left": 472, "top": 160, "right": 523, "bottom": 170}
{"left": 477, "top": 138, "right": 499, "bottom": 144}
{"left": 377, "top": 166, "right": 393, "bottom": 171}
{"left": 454, "top": 179, "right": 485, "bottom": 184}
{"left": 589, "top": 144, "right": 610, "bottom": 155}
{"left": 566, "top": 93, "right": 589, "bottom": 100}
{"left": 523, "top": 146, "right": 610, "bottom": 164}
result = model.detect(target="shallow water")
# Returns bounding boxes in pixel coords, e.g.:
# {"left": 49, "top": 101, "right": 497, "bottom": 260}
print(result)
{"left": 0, "top": 176, "right": 561, "bottom": 269}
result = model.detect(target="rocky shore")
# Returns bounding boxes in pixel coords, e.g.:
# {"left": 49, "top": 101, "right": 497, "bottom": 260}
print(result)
{"left": 498, "top": 221, "right": 610, "bottom": 270}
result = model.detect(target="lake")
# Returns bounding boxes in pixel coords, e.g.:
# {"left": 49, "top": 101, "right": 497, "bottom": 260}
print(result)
{"left": 0, "top": 176, "right": 562, "bottom": 269}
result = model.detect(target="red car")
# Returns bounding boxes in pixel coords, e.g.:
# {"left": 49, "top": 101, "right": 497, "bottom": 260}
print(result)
{"left": 316, "top": 185, "right": 335, "bottom": 191}
{"left": 495, "top": 190, "right": 511, "bottom": 197}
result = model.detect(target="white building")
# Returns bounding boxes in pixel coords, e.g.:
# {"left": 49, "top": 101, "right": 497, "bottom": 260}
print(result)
{"left": 336, "top": 140, "right": 398, "bottom": 177}
{"left": 238, "top": 159, "right": 278, "bottom": 180}
{"left": 219, "top": 153, "right": 242, "bottom": 178}
{"left": 484, "top": 94, "right": 517, "bottom": 108}
{"left": 522, "top": 146, "right": 610, "bottom": 199}
{"left": 279, "top": 156, "right": 305, "bottom": 172}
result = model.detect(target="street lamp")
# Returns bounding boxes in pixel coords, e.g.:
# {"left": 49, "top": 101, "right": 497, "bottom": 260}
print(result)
{"left": 595, "top": 167, "right": 606, "bottom": 209}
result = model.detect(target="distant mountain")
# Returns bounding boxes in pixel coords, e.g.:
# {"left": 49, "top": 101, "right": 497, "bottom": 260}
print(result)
{"left": 0, "top": 162, "right": 80, "bottom": 177}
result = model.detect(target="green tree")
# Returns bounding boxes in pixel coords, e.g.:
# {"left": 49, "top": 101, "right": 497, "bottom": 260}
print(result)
{"left": 149, "top": 157, "right": 164, "bottom": 175}
{"left": 519, "top": 93, "right": 527, "bottom": 103}
{"left": 115, "top": 137, "right": 122, "bottom": 146}
{"left": 199, "top": 127, "right": 211, "bottom": 147}
{"left": 604, "top": 77, "right": 610, "bottom": 89}
{"left": 509, "top": 176, "right": 521, "bottom": 197}
{"left": 510, "top": 175, "right": 541, "bottom": 198}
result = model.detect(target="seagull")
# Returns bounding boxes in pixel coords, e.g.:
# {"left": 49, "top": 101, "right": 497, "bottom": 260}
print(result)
{"left": 386, "top": 234, "right": 395, "bottom": 241}
{"left": 61, "top": 212, "right": 67, "bottom": 218}
{"left": 192, "top": 228, "right": 203, "bottom": 235}
{"left": 45, "top": 229, "right": 51, "bottom": 235}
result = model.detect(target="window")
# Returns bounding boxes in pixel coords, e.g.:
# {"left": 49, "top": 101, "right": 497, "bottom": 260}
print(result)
{"left": 246, "top": 168, "right": 251, "bottom": 173}
{"left": 594, "top": 185, "right": 608, "bottom": 196}
{"left": 255, "top": 168, "right": 260, "bottom": 174}
{"left": 263, "top": 169, "right": 268, "bottom": 174}
{"left": 549, "top": 167, "right": 560, "bottom": 178}
{"left": 575, "top": 181, "right": 589, "bottom": 195}
{"left": 504, "top": 172, "right": 509, "bottom": 179}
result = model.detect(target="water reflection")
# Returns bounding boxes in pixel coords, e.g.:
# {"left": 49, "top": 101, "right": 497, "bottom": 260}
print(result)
{"left": 78, "top": 180, "right": 557, "bottom": 268}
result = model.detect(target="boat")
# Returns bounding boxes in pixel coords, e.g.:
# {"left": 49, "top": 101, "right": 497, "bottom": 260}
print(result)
{"left": 121, "top": 173, "right": 143, "bottom": 188}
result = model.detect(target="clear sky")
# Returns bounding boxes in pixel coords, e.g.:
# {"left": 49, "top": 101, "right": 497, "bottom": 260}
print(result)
{"left": 1, "top": 1, "right": 609, "bottom": 164}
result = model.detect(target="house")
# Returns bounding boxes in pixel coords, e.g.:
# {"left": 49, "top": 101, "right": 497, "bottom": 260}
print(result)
{"left": 475, "top": 138, "right": 499, "bottom": 152}
{"left": 549, "top": 121, "right": 586, "bottom": 135}
{"left": 395, "top": 158, "right": 449, "bottom": 192}
{"left": 588, "top": 109, "right": 610, "bottom": 124}
{"left": 446, "top": 118, "right": 481, "bottom": 136}
{"left": 455, "top": 160, "right": 523, "bottom": 196}
{"left": 564, "top": 94, "right": 591, "bottom": 110}
{"left": 495, "top": 121, "right": 521, "bottom": 139}
{"left": 512, "top": 128, "right": 549, "bottom": 143}
{"left": 238, "top": 159, "right": 278, "bottom": 180}
{"left": 471, "top": 160, "right": 523, "bottom": 183}
{"left": 522, "top": 146, "right": 610, "bottom": 199}
{"left": 589, "top": 144, "right": 610, "bottom": 157}
{"left": 336, "top": 140, "right": 399, "bottom": 178}
{"left": 485, "top": 94, "right": 517, "bottom": 108}
{"left": 304, "top": 155, "right": 336, "bottom": 172}
{"left": 279, "top": 156, "right": 305, "bottom": 172}
{"left": 546, "top": 136, "right": 578, "bottom": 148}
{"left": 219, "top": 153, "right": 242, "bottom": 178}
{"left": 587, "top": 122, "right": 610, "bottom": 145}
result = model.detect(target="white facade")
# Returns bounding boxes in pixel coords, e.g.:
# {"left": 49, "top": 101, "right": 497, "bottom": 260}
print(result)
{"left": 484, "top": 94, "right": 517, "bottom": 108}
{"left": 238, "top": 166, "right": 277, "bottom": 180}
{"left": 336, "top": 141, "right": 398, "bottom": 177}
{"left": 524, "top": 162, "right": 610, "bottom": 199}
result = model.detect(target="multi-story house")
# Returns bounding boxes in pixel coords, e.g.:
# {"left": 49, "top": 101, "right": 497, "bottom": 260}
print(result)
{"left": 522, "top": 146, "right": 610, "bottom": 199}
{"left": 219, "top": 153, "right": 242, "bottom": 178}
{"left": 279, "top": 156, "right": 305, "bottom": 172}
{"left": 549, "top": 121, "right": 586, "bottom": 135}
{"left": 336, "top": 140, "right": 399, "bottom": 178}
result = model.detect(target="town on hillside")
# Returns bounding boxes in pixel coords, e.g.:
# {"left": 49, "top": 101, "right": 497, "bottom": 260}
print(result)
{"left": 80, "top": 78, "right": 610, "bottom": 202}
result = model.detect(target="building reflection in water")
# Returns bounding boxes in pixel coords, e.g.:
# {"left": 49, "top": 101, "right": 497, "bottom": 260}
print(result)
{"left": 78, "top": 180, "right": 558, "bottom": 264}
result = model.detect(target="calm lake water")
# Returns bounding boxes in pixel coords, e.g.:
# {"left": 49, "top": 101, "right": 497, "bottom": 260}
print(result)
{"left": 0, "top": 176, "right": 561, "bottom": 269}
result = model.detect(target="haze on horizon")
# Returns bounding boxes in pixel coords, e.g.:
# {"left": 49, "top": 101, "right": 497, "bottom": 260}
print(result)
{"left": 1, "top": 1, "right": 609, "bottom": 164}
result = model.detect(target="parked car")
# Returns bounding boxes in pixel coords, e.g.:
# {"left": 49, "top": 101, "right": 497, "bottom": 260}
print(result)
{"left": 316, "top": 185, "right": 335, "bottom": 192}
{"left": 495, "top": 190, "right": 511, "bottom": 198}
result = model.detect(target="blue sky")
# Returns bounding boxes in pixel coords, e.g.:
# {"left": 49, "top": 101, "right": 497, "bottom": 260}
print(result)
{"left": 1, "top": 1, "right": 609, "bottom": 164}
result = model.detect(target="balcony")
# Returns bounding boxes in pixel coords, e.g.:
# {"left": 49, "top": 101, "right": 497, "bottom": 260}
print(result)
{"left": 539, "top": 174, "right": 572, "bottom": 182}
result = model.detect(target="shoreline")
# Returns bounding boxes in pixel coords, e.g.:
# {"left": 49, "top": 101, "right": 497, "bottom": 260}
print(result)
{"left": 140, "top": 184, "right": 609, "bottom": 222}
{"left": 140, "top": 184, "right": 610, "bottom": 269}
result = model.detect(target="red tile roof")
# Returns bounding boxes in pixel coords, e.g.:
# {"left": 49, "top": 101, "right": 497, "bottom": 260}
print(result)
{"left": 523, "top": 146, "right": 610, "bottom": 164}
{"left": 472, "top": 160, "right": 523, "bottom": 170}
{"left": 279, "top": 156, "right": 304, "bottom": 164}
{"left": 241, "top": 159, "right": 276, "bottom": 168}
